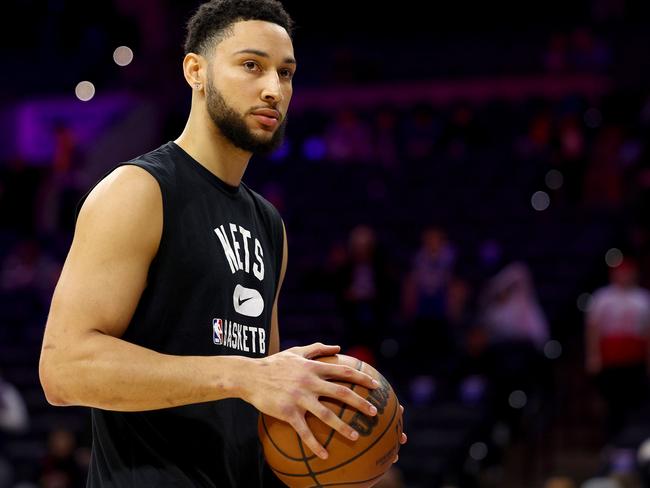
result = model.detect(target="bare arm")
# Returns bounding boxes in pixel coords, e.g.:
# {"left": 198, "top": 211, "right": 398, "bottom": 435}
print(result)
{"left": 39, "top": 167, "right": 378, "bottom": 458}
{"left": 39, "top": 165, "right": 240, "bottom": 410}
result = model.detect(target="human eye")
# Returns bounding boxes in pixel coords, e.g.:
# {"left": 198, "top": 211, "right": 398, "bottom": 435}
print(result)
{"left": 279, "top": 68, "right": 294, "bottom": 80}
{"left": 243, "top": 60, "right": 261, "bottom": 72}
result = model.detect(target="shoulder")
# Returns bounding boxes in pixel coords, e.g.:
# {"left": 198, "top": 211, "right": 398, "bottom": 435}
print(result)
{"left": 591, "top": 286, "right": 611, "bottom": 301}
{"left": 587, "top": 287, "right": 611, "bottom": 312}
{"left": 76, "top": 165, "right": 162, "bottom": 254}
{"left": 81, "top": 165, "right": 161, "bottom": 217}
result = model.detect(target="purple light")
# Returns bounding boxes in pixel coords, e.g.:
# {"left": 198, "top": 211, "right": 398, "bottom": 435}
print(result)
{"left": 302, "top": 136, "right": 326, "bottom": 161}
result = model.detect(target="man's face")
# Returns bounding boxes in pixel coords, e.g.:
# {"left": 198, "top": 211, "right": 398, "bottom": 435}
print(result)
{"left": 205, "top": 20, "right": 295, "bottom": 154}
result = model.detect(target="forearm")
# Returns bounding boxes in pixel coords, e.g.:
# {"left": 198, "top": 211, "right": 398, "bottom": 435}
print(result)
{"left": 40, "top": 330, "right": 253, "bottom": 411}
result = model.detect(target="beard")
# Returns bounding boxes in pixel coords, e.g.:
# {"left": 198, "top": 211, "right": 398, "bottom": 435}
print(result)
{"left": 205, "top": 78, "right": 287, "bottom": 155}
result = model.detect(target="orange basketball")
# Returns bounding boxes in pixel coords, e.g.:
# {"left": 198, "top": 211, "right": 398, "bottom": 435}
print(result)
{"left": 258, "top": 354, "right": 403, "bottom": 487}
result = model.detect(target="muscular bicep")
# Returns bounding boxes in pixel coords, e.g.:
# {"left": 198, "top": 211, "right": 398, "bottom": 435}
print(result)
{"left": 43, "top": 165, "right": 162, "bottom": 347}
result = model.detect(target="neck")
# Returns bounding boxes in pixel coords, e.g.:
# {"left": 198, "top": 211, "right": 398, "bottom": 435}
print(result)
{"left": 174, "top": 105, "right": 251, "bottom": 187}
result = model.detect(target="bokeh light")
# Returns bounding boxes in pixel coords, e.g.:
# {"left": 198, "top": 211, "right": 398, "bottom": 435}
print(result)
{"left": 469, "top": 442, "right": 488, "bottom": 461}
{"left": 113, "top": 46, "right": 134, "bottom": 67}
{"left": 302, "top": 136, "right": 326, "bottom": 160}
{"left": 545, "top": 169, "right": 564, "bottom": 190}
{"left": 531, "top": 191, "right": 550, "bottom": 211}
{"left": 75, "top": 81, "right": 95, "bottom": 101}
{"left": 544, "top": 340, "right": 562, "bottom": 359}
{"left": 605, "top": 248, "right": 624, "bottom": 268}
{"left": 509, "top": 390, "right": 527, "bottom": 409}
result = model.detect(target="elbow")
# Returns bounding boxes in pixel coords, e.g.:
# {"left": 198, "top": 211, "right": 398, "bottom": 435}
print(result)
{"left": 39, "top": 352, "right": 72, "bottom": 407}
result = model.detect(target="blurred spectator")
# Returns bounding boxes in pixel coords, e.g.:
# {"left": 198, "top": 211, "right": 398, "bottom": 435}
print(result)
{"left": 555, "top": 112, "right": 588, "bottom": 206}
{"left": 35, "top": 122, "right": 87, "bottom": 235}
{"left": 568, "top": 27, "right": 612, "bottom": 73}
{"left": 0, "top": 240, "right": 61, "bottom": 342}
{"left": 402, "top": 227, "right": 456, "bottom": 375}
{"left": 544, "top": 34, "right": 570, "bottom": 73}
{"left": 583, "top": 125, "right": 625, "bottom": 209}
{"left": 402, "top": 227, "right": 455, "bottom": 323}
{"left": 372, "top": 108, "right": 399, "bottom": 168}
{"left": 0, "top": 240, "right": 60, "bottom": 294}
{"left": 324, "top": 110, "right": 373, "bottom": 163}
{"left": 39, "top": 429, "right": 87, "bottom": 488}
{"left": 446, "top": 276, "right": 473, "bottom": 331}
{"left": 0, "top": 372, "right": 29, "bottom": 488}
{"left": 329, "top": 225, "right": 393, "bottom": 356}
{"left": 585, "top": 258, "right": 650, "bottom": 440}
{"left": 440, "top": 105, "right": 483, "bottom": 160}
{"left": 516, "top": 107, "right": 553, "bottom": 160}
{"left": 544, "top": 27, "right": 612, "bottom": 74}
{"left": 478, "top": 260, "right": 549, "bottom": 348}
{"left": 475, "top": 261, "right": 550, "bottom": 425}
{"left": 402, "top": 105, "right": 440, "bottom": 161}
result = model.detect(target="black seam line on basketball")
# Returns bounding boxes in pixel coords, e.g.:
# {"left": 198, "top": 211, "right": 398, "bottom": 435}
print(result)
{"left": 270, "top": 392, "right": 398, "bottom": 478}
{"left": 297, "top": 431, "right": 322, "bottom": 487}
{"left": 307, "top": 471, "right": 387, "bottom": 488}
{"left": 261, "top": 358, "right": 363, "bottom": 462}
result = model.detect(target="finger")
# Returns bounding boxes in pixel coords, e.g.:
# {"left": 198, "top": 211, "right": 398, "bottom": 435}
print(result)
{"left": 310, "top": 403, "right": 360, "bottom": 441}
{"left": 291, "top": 415, "right": 328, "bottom": 460}
{"left": 301, "top": 342, "right": 341, "bottom": 359}
{"left": 400, "top": 432, "right": 407, "bottom": 444}
{"left": 393, "top": 454, "right": 399, "bottom": 463}
{"left": 321, "top": 363, "right": 379, "bottom": 390}
{"left": 319, "top": 381, "right": 378, "bottom": 417}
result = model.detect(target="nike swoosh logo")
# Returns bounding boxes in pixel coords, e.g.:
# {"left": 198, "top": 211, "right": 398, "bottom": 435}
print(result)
{"left": 233, "top": 284, "right": 264, "bottom": 317}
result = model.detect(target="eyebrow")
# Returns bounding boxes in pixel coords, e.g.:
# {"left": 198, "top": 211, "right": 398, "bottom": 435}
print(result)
{"left": 233, "top": 48, "right": 296, "bottom": 65}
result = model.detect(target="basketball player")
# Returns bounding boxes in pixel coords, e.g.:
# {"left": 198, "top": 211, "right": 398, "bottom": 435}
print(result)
{"left": 38, "top": 0, "right": 405, "bottom": 486}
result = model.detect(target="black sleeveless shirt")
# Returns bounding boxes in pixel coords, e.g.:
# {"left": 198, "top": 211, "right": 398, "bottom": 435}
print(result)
{"left": 85, "top": 142, "right": 284, "bottom": 487}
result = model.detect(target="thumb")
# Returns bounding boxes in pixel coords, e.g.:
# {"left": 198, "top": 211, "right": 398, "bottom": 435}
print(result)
{"left": 301, "top": 342, "right": 340, "bottom": 359}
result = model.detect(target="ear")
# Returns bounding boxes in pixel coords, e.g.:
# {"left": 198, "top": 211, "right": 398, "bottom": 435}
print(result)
{"left": 182, "top": 52, "right": 206, "bottom": 92}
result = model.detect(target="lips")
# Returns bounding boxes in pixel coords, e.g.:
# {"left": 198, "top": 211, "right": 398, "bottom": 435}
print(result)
{"left": 251, "top": 108, "right": 281, "bottom": 128}
{"left": 251, "top": 108, "right": 280, "bottom": 119}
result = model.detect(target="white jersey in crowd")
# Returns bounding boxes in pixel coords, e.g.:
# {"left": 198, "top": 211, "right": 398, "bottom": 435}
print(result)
{"left": 587, "top": 284, "right": 650, "bottom": 336}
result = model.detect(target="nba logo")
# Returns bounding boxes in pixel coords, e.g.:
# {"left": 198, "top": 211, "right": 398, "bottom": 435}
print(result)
{"left": 213, "top": 318, "right": 223, "bottom": 345}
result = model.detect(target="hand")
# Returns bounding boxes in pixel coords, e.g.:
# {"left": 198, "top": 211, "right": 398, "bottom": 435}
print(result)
{"left": 241, "top": 342, "right": 380, "bottom": 460}
{"left": 393, "top": 405, "right": 407, "bottom": 464}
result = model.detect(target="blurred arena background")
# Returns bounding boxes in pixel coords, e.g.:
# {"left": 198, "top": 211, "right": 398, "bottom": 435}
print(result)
{"left": 1, "top": 0, "right": 650, "bottom": 487}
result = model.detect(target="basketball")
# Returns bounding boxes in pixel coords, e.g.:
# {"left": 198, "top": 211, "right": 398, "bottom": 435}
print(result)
{"left": 259, "top": 354, "right": 403, "bottom": 487}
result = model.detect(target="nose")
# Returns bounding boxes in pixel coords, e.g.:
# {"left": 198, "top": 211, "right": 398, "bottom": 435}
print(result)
{"left": 260, "top": 72, "right": 283, "bottom": 105}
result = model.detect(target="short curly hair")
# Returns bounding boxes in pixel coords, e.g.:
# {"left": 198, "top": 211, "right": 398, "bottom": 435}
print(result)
{"left": 183, "top": 0, "right": 294, "bottom": 56}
